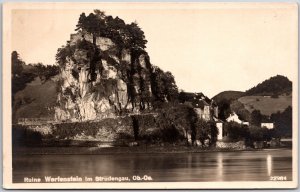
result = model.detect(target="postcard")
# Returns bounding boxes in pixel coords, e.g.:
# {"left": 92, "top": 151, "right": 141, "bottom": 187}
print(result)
{"left": 2, "top": 2, "right": 298, "bottom": 189}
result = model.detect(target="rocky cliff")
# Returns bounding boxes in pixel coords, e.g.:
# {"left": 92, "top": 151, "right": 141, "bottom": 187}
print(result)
{"left": 55, "top": 32, "right": 155, "bottom": 121}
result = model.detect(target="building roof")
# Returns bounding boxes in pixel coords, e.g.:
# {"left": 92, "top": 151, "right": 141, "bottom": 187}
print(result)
{"left": 179, "top": 92, "right": 214, "bottom": 109}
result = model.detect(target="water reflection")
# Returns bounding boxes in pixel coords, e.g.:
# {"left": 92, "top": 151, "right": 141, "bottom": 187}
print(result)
{"left": 217, "top": 153, "right": 223, "bottom": 180}
{"left": 267, "top": 154, "right": 272, "bottom": 176}
{"left": 13, "top": 149, "right": 292, "bottom": 182}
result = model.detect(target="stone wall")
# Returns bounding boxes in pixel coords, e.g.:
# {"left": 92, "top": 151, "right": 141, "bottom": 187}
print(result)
{"left": 216, "top": 140, "right": 246, "bottom": 149}
{"left": 13, "top": 114, "right": 159, "bottom": 146}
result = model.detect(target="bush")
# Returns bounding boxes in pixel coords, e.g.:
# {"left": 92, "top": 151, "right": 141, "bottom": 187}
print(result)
{"left": 156, "top": 104, "right": 198, "bottom": 145}
{"left": 224, "top": 122, "right": 249, "bottom": 142}
{"left": 249, "top": 126, "right": 274, "bottom": 142}
{"left": 249, "top": 126, "right": 263, "bottom": 141}
{"left": 160, "top": 125, "right": 184, "bottom": 143}
{"left": 195, "top": 120, "right": 219, "bottom": 147}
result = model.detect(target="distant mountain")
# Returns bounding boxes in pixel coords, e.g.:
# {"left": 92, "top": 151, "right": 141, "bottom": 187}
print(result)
{"left": 245, "top": 75, "right": 292, "bottom": 96}
{"left": 213, "top": 75, "right": 292, "bottom": 121}
{"left": 212, "top": 91, "right": 244, "bottom": 103}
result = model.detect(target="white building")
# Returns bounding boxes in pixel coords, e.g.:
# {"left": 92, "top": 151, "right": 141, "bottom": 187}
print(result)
{"left": 261, "top": 122, "right": 274, "bottom": 129}
{"left": 226, "top": 112, "right": 249, "bottom": 125}
{"left": 216, "top": 122, "right": 223, "bottom": 140}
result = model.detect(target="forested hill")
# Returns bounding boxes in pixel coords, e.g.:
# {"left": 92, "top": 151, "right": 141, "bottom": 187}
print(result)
{"left": 212, "top": 91, "right": 244, "bottom": 103}
{"left": 244, "top": 75, "right": 292, "bottom": 96}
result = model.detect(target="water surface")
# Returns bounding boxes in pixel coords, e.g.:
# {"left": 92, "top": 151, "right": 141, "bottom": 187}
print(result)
{"left": 13, "top": 149, "right": 292, "bottom": 182}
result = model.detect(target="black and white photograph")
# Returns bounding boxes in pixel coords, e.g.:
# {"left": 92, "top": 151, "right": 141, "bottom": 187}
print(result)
{"left": 2, "top": 2, "right": 298, "bottom": 189}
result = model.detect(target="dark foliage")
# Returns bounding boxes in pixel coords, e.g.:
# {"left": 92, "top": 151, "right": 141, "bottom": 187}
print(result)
{"left": 159, "top": 124, "right": 183, "bottom": 143}
{"left": 11, "top": 51, "right": 24, "bottom": 76}
{"left": 156, "top": 103, "right": 207, "bottom": 145}
{"left": 224, "top": 122, "right": 249, "bottom": 142}
{"left": 217, "top": 99, "right": 232, "bottom": 121}
{"left": 224, "top": 122, "right": 278, "bottom": 146}
{"left": 270, "top": 106, "right": 292, "bottom": 137}
{"left": 196, "top": 119, "right": 219, "bottom": 146}
{"left": 28, "top": 63, "right": 59, "bottom": 81}
{"left": 250, "top": 110, "right": 263, "bottom": 126}
{"left": 230, "top": 100, "right": 251, "bottom": 122}
{"left": 151, "top": 67, "right": 178, "bottom": 103}
{"left": 12, "top": 72, "right": 36, "bottom": 96}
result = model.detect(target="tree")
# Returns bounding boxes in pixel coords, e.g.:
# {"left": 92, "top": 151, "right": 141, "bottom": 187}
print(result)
{"left": 11, "top": 51, "right": 24, "bottom": 76}
{"left": 271, "top": 106, "right": 292, "bottom": 137}
{"left": 195, "top": 120, "right": 218, "bottom": 147}
{"left": 249, "top": 125, "right": 263, "bottom": 141}
{"left": 56, "top": 43, "right": 76, "bottom": 67}
{"left": 162, "top": 71, "right": 178, "bottom": 102}
{"left": 76, "top": 10, "right": 106, "bottom": 44}
{"left": 156, "top": 104, "right": 198, "bottom": 145}
{"left": 195, "top": 119, "right": 210, "bottom": 146}
{"left": 209, "top": 121, "right": 219, "bottom": 146}
{"left": 251, "top": 110, "right": 262, "bottom": 126}
{"left": 217, "top": 99, "right": 231, "bottom": 121}
{"left": 150, "top": 68, "right": 178, "bottom": 105}
{"left": 262, "top": 128, "right": 273, "bottom": 141}
{"left": 224, "top": 121, "right": 249, "bottom": 141}
{"left": 126, "top": 22, "right": 147, "bottom": 51}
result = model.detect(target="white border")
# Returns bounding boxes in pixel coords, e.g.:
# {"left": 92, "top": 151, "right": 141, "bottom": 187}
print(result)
{"left": 2, "top": 2, "right": 298, "bottom": 189}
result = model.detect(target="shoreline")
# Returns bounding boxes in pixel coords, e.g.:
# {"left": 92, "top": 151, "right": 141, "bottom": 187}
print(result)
{"left": 12, "top": 146, "right": 291, "bottom": 155}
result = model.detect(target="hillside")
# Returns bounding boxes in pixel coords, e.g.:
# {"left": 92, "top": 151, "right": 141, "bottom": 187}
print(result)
{"left": 238, "top": 94, "right": 292, "bottom": 116}
{"left": 212, "top": 91, "right": 244, "bottom": 103}
{"left": 13, "top": 76, "right": 58, "bottom": 121}
{"left": 214, "top": 75, "right": 293, "bottom": 120}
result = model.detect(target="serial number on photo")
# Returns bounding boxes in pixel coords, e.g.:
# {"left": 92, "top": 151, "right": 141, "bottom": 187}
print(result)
{"left": 270, "top": 176, "right": 287, "bottom": 181}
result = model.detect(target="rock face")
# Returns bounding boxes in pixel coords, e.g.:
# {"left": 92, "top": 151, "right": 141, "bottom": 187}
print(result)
{"left": 55, "top": 32, "right": 153, "bottom": 121}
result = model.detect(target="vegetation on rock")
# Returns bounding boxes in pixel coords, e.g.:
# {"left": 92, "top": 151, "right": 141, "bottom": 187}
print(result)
{"left": 55, "top": 10, "right": 178, "bottom": 117}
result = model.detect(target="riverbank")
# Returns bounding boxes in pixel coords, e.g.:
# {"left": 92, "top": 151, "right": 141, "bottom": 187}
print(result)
{"left": 12, "top": 145, "right": 290, "bottom": 155}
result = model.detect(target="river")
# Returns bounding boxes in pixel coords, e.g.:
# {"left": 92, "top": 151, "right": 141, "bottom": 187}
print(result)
{"left": 12, "top": 149, "right": 292, "bottom": 182}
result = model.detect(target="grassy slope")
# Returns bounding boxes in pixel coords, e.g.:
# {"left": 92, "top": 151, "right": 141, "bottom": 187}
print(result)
{"left": 14, "top": 77, "right": 58, "bottom": 119}
{"left": 238, "top": 94, "right": 292, "bottom": 116}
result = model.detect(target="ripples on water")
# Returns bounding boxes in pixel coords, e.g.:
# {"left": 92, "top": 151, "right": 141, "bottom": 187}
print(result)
{"left": 13, "top": 149, "right": 292, "bottom": 182}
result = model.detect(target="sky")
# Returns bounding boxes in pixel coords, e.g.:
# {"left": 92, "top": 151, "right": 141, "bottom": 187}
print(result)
{"left": 11, "top": 3, "right": 298, "bottom": 98}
